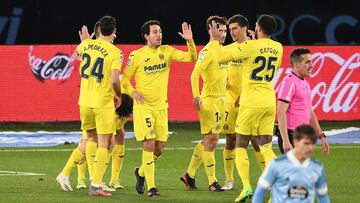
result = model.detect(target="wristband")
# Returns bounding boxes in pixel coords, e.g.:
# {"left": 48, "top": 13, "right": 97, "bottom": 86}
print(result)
{"left": 319, "top": 133, "right": 326, "bottom": 139}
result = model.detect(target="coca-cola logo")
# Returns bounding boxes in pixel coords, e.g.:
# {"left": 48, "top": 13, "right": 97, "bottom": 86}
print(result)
{"left": 28, "top": 46, "right": 76, "bottom": 82}
{"left": 275, "top": 52, "right": 360, "bottom": 114}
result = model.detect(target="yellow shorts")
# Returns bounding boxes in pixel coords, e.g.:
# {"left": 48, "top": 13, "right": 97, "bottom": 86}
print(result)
{"left": 81, "top": 116, "right": 128, "bottom": 139}
{"left": 80, "top": 105, "right": 115, "bottom": 135}
{"left": 220, "top": 101, "right": 238, "bottom": 134}
{"left": 198, "top": 96, "right": 225, "bottom": 134}
{"left": 81, "top": 130, "right": 88, "bottom": 140}
{"left": 235, "top": 106, "right": 276, "bottom": 136}
{"left": 133, "top": 108, "right": 168, "bottom": 142}
{"left": 115, "top": 116, "right": 128, "bottom": 130}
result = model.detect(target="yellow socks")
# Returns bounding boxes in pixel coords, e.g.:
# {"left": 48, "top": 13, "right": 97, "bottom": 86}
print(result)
{"left": 110, "top": 144, "right": 125, "bottom": 182}
{"left": 260, "top": 143, "right": 277, "bottom": 167}
{"left": 235, "top": 148, "right": 251, "bottom": 189}
{"left": 142, "top": 150, "right": 155, "bottom": 189}
{"left": 104, "top": 150, "right": 112, "bottom": 172}
{"left": 77, "top": 159, "right": 87, "bottom": 181}
{"left": 85, "top": 141, "right": 97, "bottom": 180}
{"left": 187, "top": 143, "right": 204, "bottom": 178}
{"left": 254, "top": 150, "right": 265, "bottom": 171}
{"left": 154, "top": 154, "right": 160, "bottom": 163}
{"left": 202, "top": 150, "right": 217, "bottom": 185}
{"left": 62, "top": 147, "right": 85, "bottom": 177}
{"left": 223, "top": 148, "right": 235, "bottom": 182}
{"left": 91, "top": 147, "right": 108, "bottom": 185}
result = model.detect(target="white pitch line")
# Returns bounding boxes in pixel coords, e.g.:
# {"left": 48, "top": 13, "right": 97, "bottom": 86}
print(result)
{"left": 0, "top": 170, "right": 45, "bottom": 176}
{"left": 1, "top": 145, "right": 360, "bottom": 152}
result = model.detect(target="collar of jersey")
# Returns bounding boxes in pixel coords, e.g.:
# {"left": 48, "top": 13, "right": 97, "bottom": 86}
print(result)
{"left": 97, "top": 38, "right": 111, "bottom": 44}
{"left": 291, "top": 71, "right": 305, "bottom": 80}
{"left": 144, "top": 45, "right": 159, "bottom": 53}
{"left": 286, "top": 150, "right": 310, "bottom": 168}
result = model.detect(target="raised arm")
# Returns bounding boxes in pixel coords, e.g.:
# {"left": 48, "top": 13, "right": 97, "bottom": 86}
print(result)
{"left": 208, "top": 20, "right": 248, "bottom": 63}
{"left": 190, "top": 49, "right": 212, "bottom": 111}
{"left": 170, "top": 22, "right": 197, "bottom": 62}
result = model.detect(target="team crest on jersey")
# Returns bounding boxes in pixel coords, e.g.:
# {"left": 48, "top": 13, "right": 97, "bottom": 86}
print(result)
{"left": 216, "top": 124, "right": 220, "bottom": 131}
{"left": 288, "top": 185, "right": 309, "bottom": 200}
{"left": 198, "top": 52, "right": 206, "bottom": 61}
{"left": 126, "top": 58, "right": 131, "bottom": 67}
{"left": 120, "top": 53, "right": 124, "bottom": 64}
{"left": 159, "top": 53, "right": 165, "bottom": 60}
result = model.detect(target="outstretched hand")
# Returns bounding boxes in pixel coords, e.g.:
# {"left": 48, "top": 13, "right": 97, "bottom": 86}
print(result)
{"left": 79, "top": 25, "right": 95, "bottom": 42}
{"left": 208, "top": 20, "right": 221, "bottom": 41}
{"left": 178, "top": 22, "right": 193, "bottom": 42}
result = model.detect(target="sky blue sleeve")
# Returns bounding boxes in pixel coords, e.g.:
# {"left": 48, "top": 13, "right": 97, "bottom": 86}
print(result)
{"left": 316, "top": 166, "right": 328, "bottom": 196}
{"left": 318, "top": 194, "right": 330, "bottom": 203}
{"left": 252, "top": 187, "right": 267, "bottom": 203}
{"left": 257, "top": 160, "right": 278, "bottom": 189}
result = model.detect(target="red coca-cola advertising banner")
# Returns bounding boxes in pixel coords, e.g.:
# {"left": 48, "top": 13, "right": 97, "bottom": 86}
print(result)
{"left": 0, "top": 45, "right": 359, "bottom": 122}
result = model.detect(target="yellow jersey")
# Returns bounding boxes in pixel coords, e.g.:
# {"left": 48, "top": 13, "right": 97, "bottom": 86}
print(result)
{"left": 191, "top": 41, "right": 228, "bottom": 99}
{"left": 77, "top": 38, "right": 123, "bottom": 108}
{"left": 212, "top": 38, "right": 283, "bottom": 108}
{"left": 224, "top": 42, "right": 243, "bottom": 103}
{"left": 122, "top": 41, "right": 197, "bottom": 110}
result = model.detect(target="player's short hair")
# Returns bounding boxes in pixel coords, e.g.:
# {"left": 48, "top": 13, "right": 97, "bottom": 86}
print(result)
{"left": 257, "top": 14, "right": 277, "bottom": 35}
{"left": 115, "top": 94, "right": 133, "bottom": 118}
{"left": 94, "top": 21, "right": 100, "bottom": 39}
{"left": 290, "top": 48, "right": 311, "bottom": 66}
{"left": 227, "top": 14, "right": 249, "bottom": 28}
{"left": 98, "top": 15, "right": 116, "bottom": 36}
{"left": 293, "top": 124, "right": 317, "bottom": 144}
{"left": 206, "top": 15, "right": 227, "bottom": 30}
{"left": 141, "top": 20, "right": 161, "bottom": 42}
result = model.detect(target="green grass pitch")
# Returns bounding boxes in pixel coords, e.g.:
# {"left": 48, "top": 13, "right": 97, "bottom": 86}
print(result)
{"left": 0, "top": 122, "right": 359, "bottom": 202}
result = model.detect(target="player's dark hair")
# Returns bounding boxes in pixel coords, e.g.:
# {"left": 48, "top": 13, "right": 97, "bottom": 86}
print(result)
{"left": 94, "top": 21, "right": 100, "bottom": 39}
{"left": 293, "top": 124, "right": 317, "bottom": 144}
{"left": 228, "top": 14, "right": 249, "bottom": 28}
{"left": 206, "top": 15, "right": 227, "bottom": 30}
{"left": 257, "top": 14, "right": 277, "bottom": 35}
{"left": 98, "top": 15, "right": 116, "bottom": 36}
{"left": 141, "top": 20, "right": 161, "bottom": 42}
{"left": 115, "top": 94, "right": 133, "bottom": 118}
{"left": 290, "top": 48, "right": 311, "bottom": 66}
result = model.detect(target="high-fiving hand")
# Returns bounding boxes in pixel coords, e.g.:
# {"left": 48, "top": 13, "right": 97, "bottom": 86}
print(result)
{"left": 178, "top": 22, "right": 193, "bottom": 42}
{"left": 78, "top": 25, "right": 95, "bottom": 42}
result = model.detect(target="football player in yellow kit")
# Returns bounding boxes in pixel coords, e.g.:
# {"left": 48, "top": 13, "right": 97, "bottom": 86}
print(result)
{"left": 208, "top": 15, "right": 283, "bottom": 202}
{"left": 122, "top": 20, "right": 197, "bottom": 197}
{"left": 220, "top": 14, "right": 265, "bottom": 191}
{"left": 57, "top": 21, "right": 132, "bottom": 194}
{"left": 74, "top": 15, "right": 122, "bottom": 197}
{"left": 180, "top": 16, "right": 228, "bottom": 192}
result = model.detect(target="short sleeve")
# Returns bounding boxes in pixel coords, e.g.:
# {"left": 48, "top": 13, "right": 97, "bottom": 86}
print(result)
{"left": 257, "top": 160, "right": 278, "bottom": 189}
{"left": 278, "top": 77, "right": 295, "bottom": 103}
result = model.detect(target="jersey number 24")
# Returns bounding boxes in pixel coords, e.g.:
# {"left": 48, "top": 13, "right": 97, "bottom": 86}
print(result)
{"left": 81, "top": 53, "right": 104, "bottom": 83}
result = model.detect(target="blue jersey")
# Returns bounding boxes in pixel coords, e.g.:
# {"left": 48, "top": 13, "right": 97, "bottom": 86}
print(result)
{"left": 257, "top": 150, "right": 328, "bottom": 203}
